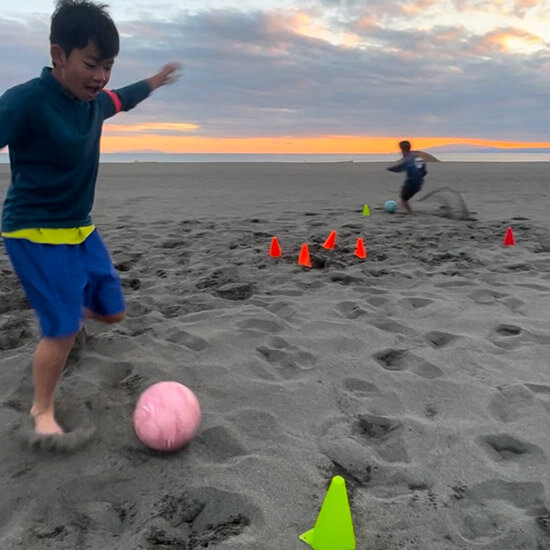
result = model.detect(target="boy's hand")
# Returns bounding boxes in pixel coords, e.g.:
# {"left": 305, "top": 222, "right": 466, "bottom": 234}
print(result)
{"left": 147, "top": 63, "right": 181, "bottom": 91}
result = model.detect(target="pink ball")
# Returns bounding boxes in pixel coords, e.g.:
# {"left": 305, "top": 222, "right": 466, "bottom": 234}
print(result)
{"left": 133, "top": 381, "right": 201, "bottom": 452}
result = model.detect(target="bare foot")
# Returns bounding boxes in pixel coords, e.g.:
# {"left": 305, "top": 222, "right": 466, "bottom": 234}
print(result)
{"left": 30, "top": 409, "right": 64, "bottom": 436}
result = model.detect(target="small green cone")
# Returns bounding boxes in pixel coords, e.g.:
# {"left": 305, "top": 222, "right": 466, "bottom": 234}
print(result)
{"left": 299, "top": 476, "right": 356, "bottom": 550}
{"left": 362, "top": 204, "right": 370, "bottom": 216}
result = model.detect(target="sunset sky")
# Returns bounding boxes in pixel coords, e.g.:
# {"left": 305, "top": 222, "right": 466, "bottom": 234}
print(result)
{"left": 1, "top": 0, "right": 549, "bottom": 154}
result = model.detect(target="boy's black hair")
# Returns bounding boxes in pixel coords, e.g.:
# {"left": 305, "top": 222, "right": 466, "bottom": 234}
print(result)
{"left": 50, "top": 0, "right": 119, "bottom": 61}
{"left": 399, "top": 140, "right": 411, "bottom": 152}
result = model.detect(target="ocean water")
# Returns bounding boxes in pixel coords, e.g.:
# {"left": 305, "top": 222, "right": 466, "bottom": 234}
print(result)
{"left": 1, "top": 152, "right": 550, "bottom": 164}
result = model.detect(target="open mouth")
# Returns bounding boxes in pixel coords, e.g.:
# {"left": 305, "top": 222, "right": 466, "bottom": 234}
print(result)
{"left": 85, "top": 86, "right": 101, "bottom": 97}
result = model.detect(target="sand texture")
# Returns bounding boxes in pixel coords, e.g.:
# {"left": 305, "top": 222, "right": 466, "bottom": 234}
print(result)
{"left": 1, "top": 161, "right": 550, "bottom": 549}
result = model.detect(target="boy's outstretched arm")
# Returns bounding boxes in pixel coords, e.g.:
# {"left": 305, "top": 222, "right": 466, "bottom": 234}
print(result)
{"left": 146, "top": 63, "right": 181, "bottom": 91}
{"left": 386, "top": 158, "right": 405, "bottom": 173}
{"left": 101, "top": 63, "right": 181, "bottom": 118}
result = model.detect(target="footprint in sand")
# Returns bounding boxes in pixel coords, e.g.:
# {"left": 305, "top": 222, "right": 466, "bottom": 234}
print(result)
{"left": 215, "top": 282, "right": 254, "bottom": 301}
{"left": 318, "top": 415, "right": 416, "bottom": 490}
{"left": 319, "top": 429, "right": 377, "bottom": 486}
{"left": 343, "top": 377, "right": 379, "bottom": 398}
{"left": 352, "top": 413, "right": 409, "bottom": 463}
{"left": 488, "top": 323, "right": 550, "bottom": 350}
{"left": 262, "top": 300, "right": 297, "bottom": 322}
{"left": 469, "top": 287, "right": 526, "bottom": 313}
{"left": 256, "top": 336, "right": 315, "bottom": 378}
{"left": 524, "top": 384, "right": 550, "bottom": 414}
{"left": 0, "top": 316, "right": 33, "bottom": 351}
{"left": 0, "top": 288, "right": 29, "bottom": 314}
{"left": 226, "top": 408, "right": 286, "bottom": 442}
{"left": 336, "top": 301, "right": 366, "bottom": 319}
{"left": 365, "top": 295, "right": 389, "bottom": 307}
{"left": 478, "top": 434, "right": 548, "bottom": 464}
{"left": 374, "top": 348, "right": 444, "bottom": 379}
{"left": 194, "top": 425, "right": 248, "bottom": 462}
{"left": 368, "top": 315, "right": 417, "bottom": 337}
{"left": 166, "top": 330, "right": 208, "bottom": 351}
{"left": 424, "top": 330, "right": 458, "bottom": 348}
{"left": 15, "top": 481, "right": 257, "bottom": 549}
{"left": 236, "top": 318, "right": 285, "bottom": 334}
{"left": 447, "top": 479, "right": 546, "bottom": 546}
{"left": 488, "top": 384, "right": 543, "bottom": 422}
{"left": 398, "top": 296, "right": 434, "bottom": 310}
{"left": 488, "top": 324, "right": 524, "bottom": 350}
{"left": 143, "top": 489, "right": 254, "bottom": 548}
{"left": 327, "top": 271, "right": 364, "bottom": 286}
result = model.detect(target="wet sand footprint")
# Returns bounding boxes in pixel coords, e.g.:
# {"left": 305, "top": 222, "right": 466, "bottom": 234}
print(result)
{"left": 374, "top": 349, "right": 444, "bottom": 379}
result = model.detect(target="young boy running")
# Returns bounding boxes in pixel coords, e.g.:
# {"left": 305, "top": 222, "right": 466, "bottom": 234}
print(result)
{"left": 386, "top": 140, "right": 427, "bottom": 215}
{"left": 0, "top": 0, "right": 178, "bottom": 444}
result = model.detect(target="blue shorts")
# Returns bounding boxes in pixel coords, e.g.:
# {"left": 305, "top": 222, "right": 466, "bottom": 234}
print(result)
{"left": 401, "top": 179, "right": 423, "bottom": 201}
{"left": 3, "top": 229, "right": 125, "bottom": 338}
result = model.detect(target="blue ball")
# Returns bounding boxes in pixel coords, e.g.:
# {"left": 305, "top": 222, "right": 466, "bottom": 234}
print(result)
{"left": 384, "top": 200, "right": 397, "bottom": 213}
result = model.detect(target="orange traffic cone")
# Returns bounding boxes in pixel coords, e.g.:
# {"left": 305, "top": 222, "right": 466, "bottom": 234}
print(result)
{"left": 503, "top": 226, "right": 516, "bottom": 246}
{"left": 270, "top": 236, "right": 282, "bottom": 257}
{"left": 322, "top": 230, "right": 337, "bottom": 250}
{"left": 298, "top": 243, "right": 312, "bottom": 268}
{"left": 354, "top": 238, "right": 367, "bottom": 259}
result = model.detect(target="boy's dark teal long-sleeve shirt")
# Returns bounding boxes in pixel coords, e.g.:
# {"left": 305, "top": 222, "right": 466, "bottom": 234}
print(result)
{"left": 0, "top": 67, "right": 151, "bottom": 232}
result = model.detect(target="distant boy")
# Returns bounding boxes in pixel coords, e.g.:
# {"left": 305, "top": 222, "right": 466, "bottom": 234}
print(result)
{"left": 0, "top": 0, "right": 178, "bottom": 445}
{"left": 386, "top": 140, "right": 427, "bottom": 215}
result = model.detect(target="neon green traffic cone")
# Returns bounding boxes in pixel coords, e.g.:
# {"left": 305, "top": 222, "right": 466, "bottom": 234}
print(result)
{"left": 299, "top": 476, "right": 356, "bottom": 550}
{"left": 362, "top": 204, "right": 370, "bottom": 216}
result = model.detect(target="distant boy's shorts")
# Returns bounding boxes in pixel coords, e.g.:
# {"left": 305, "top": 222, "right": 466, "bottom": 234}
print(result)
{"left": 3, "top": 229, "right": 125, "bottom": 338}
{"left": 401, "top": 179, "right": 423, "bottom": 201}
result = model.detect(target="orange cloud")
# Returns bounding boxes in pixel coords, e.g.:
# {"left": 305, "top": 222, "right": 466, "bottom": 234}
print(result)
{"left": 513, "top": 0, "right": 538, "bottom": 17}
{"left": 265, "top": 10, "right": 362, "bottom": 47}
{"left": 355, "top": 16, "right": 378, "bottom": 30}
{"left": 477, "top": 27, "right": 543, "bottom": 53}
{"left": 103, "top": 122, "right": 199, "bottom": 134}
{"left": 99, "top": 134, "right": 550, "bottom": 154}
{"left": 401, "top": 0, "right": 440, "bottom": 16}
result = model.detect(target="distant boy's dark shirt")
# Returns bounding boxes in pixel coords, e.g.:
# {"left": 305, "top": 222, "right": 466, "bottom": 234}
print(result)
{"left": 0, "top": 67, "right": 150, "bottom": 233}
{"left": 387, "top": 151, "right": 427, "bottom": 185}
{"left": 387, "top": 151, "right": 427, "bottom": 201}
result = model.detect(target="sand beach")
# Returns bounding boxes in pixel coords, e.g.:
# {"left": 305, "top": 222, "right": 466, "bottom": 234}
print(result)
{"left": 1, "top": 161, "right": 550, "bottom": 549}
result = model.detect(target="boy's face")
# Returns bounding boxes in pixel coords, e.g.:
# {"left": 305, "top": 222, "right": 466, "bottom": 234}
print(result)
{"left": 50, "top": 41, "right": 115, "bottom": 102}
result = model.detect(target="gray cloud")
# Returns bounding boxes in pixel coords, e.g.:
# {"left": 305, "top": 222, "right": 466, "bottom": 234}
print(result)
{"left": 1, "top": 5, "right": 548, "bottom": 142}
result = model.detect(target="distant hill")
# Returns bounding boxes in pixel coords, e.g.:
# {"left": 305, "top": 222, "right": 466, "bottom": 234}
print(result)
{"left": 415, "top": 150, "right": 440, "bottom": 162}
{"left": 425, "top": 144, "right": 550, "bottom": 154}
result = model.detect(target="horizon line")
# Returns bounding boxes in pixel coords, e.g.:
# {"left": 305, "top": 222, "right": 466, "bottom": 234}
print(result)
{"left": 98, "top": 134, "right": 550, "bottom": 155}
